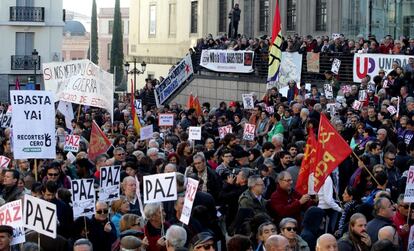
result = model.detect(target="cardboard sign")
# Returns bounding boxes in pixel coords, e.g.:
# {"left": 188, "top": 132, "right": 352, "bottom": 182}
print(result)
{"left": 140, "top": 125, "right": 154, "bottom": 140}
{"left": 71, "top": 179, "right": 96, "bottom": 218}
{"left": 0, "top": 200, "right": 25, "bottom": 245}
{"left": 331, "top": 58, "right": 341, "bottom": 74}
{"left": 180, "top": 178, "right": 199, "bottom": 225}
{"left": 243, "top": 123, "right": 256, "bottom": 141}
{"left": 324, "top": 84, "right": 333, "bottom": 99}
{"left": 340, "top": 85, "right": 352, "bottom": 94}
{"left": 352, "top": 100, "right": 363, "bottom": 111}
{"left": 158, "top": 114, "right": 174, "bottom": 127}
{"left": 188, "top": 127, "right": 202, "bottom": 141}
{"left": 387, "top": 106, "right": 397, "bottom": 116}
{"left": 358, "top": 90, "right": 367, "bottom": 101}
{"left": 99, "top": 166, "right": 121, "bottom": 202}
{"left": 11, "top": 91, "right": 56, "bottom": 159}
{"left": 218, "top": 125, "right": 232, "bottom": 139}
{"left": 404, "top": 166, "right": 414, "bottom": 203}
{"left": 327, "top": 103, "right": 336, "bottom": 117}
{"left": 242, "top": 94, "right": 254, "bottom": 109}
{"left": 0, "top": 109, "right": 12, "bottom": 128}
{"left": 0, "top": 156, "right": 11, "bottom": 169}
{"left": 134, "top": 99, "right": 143, "bottom": 118}
{"left": 24, "top": 195, "right": 57, "bottom": 239}
{"left": 64, "top": 134, "right": 80, "bottom": 152}
{"left": 265, "top": 106, "right": 274, "bottom": 115}
{"left": 143, "top": 173, "right": 177, "bottom": 204}
{"left": 66, "top": 152, "right": 76, "bottom": 164}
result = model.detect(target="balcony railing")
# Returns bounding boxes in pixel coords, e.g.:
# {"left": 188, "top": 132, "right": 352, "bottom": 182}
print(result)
{"left": 11, "top": 55, "right": 41, "bottom": 70}
{"left": 10, "top": 6, "right": 45, "bottom": 22}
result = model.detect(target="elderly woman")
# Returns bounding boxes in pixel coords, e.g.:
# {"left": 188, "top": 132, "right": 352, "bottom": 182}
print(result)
{"left": 280, "top": 217, "right": 310, "bottom": 251}
{"left": 144, "top": 202, "right": 171, "bottom": 251}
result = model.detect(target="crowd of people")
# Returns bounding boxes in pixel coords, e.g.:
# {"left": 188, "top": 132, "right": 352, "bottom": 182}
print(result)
{"left": 0, "top": 31, "right": 414, "bottom": 251}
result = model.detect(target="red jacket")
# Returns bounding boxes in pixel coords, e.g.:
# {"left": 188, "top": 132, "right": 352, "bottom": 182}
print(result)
{"left": 392, "top": 210, "right": 411, "bottom": 250}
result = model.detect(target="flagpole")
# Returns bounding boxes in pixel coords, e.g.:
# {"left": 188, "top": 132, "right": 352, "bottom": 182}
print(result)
{"left": 352, "top": 151, "right": 380, "bottom": 186}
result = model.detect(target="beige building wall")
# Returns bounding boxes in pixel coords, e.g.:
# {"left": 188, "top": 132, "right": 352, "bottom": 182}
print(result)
{"left": 62, "top": 32, "right": 90, "bottom": 61}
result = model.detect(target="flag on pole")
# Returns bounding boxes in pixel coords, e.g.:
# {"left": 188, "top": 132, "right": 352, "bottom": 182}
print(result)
{"left": 131, "top": 80, "right": 141, "bottom": 135}
{"left": 267, "top": 0, "right": 283, "bottom": 88}
{"left": 295, "top": 128, "right": 318, "bottom": 195}
{"left": 192, "top": 95, "right": 202, "bottom": 116}
{"left": 15, "top": 77, "right": 21, "bottom": 90}
{"left": 88, "top": 120, "right": 112, "bottom": 162}
{"left": 187, "top": 93, "right": 194, "bottom": 110}
{"left": 314, "top": 113, "right": 352, "bottom": 192}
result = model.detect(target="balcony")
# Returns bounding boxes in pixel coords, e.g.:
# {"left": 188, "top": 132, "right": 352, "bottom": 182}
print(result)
{"left": 11, "top": 55, "right": 41, "bottom": 70}
{"left": 10, "top": 6, "right": 45, "bottom": 22}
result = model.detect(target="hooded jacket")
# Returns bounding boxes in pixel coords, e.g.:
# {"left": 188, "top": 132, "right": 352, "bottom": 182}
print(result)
{"left": 300, "top": 207, "right": 325, "bottom": 251}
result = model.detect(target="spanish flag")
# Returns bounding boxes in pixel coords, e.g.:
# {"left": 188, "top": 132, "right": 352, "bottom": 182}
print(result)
{"left": 267, "top": 0, "right": 282, "bottom": 86}
{"left": 130, "top": 80, "right": 141, "bottom": 135}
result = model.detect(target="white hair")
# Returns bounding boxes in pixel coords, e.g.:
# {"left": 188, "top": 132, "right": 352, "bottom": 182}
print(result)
{"left": 165, "top": 225, "right": 187, "bottom": 248}
{"left": 147, "top": 148, "right": 159, "bottom": 156}
{"left": 144, "top": 203, "right": 162, "bottom": 219}
{"left": 272, "top": 134, "right": 284, "bottom": 144}
{"left": 148, "top": 139, "right": 159, "bottom": 149}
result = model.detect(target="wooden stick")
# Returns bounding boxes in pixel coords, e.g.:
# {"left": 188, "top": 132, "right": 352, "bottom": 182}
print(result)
{"left": 34, "top": 159, "right": 38, "bottom": 182}
{"left": 37, "top": 233, "right": 40, "bottom": 249}
{"left": 352, "top": 151, "right": 380, "bottom": 186}
{"left": 76, "top": 105, "right": 82, "bottom": 123}
{"left": 408, "top": 204, "right": 411, "bottom": 225}
{"left": 84, "top": 216, "right": 88, "bottom": 239}
{"left": 160, "top": 204, "right": 165, "bottom": 236}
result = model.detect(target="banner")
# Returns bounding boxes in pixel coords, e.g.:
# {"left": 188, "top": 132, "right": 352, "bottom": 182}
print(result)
{"left": 158, "top": 114, "right": 174, "bottom": 127}
{"left": 243, "top": 123, "right": 256, "bottom": 141}
{"left": 200, "top": 50, "right": 254, "bottom": 73}
{"left": 64, "top": 134, "right": 80, "bottom": 152}
{"left": 42, "top": 59, "right": 114, "bottom": 121}
{"left": 0, "top": 200, "right": 25, "bottom": 245}
{"left": 11, "top": 91, "right": 56, "bottom": 159}
{"left": 154, "top": 54, "right": 193, "bottom": 106}
{"left": 71, "top": 179, "right": 96, "bottom": 218}
{"left": 143, "top": 173, "right": 177, "bottom": 204}
{"left": 404, "top": 166, "right": 414, "bottom": 203}
{"left": 188, "top": 127, "right": 202, "bottom": 141}
{"left": 353, "top": 53, "right": 412, "bottom": 82}
{"left": 306, "top": 52, "right": 320, "bottom": 73}
{"left": 277, "top": 52, "right": 303, "bottom": 90}
{"left": 180, "top": 178, "right": 199, "bottom": 225}
{"left": 99, "top": 165, "right": 121, "bottom": 202}
{"left": 242, "top": 94, "right": 254, "bottom": 109}
{"left": 24, "top": 195, "right": 57, "bottom": 239}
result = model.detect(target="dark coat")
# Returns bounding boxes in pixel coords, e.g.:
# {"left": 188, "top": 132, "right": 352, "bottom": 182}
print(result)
{"left": 300, "top": 207, "right": 326, "bottom": 251}
{"left": 366, "top": 215, "right": 394, "bottom": 243}
{"left": 89, "top": 216, "right": 117, "bottom": 251}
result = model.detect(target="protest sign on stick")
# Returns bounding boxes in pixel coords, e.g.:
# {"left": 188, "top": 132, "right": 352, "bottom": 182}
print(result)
{"left": 99, "top": 166, "right": 121, "bottom": 202}
{"left": 180, "top": 178, "right": 199, "bottom": 225}
{"left": 158, "top": 114, "right": 174, "bottom": 127}
{"left": 24, "top": 194, "right": 57, "bottom": 239}
{"left": 188, "top": 127, "right": 202, "bottom": 141}
{"left": 243, "top": 123, "right": 256, "bottom": 141}
{"left": 71, "top": 179, "right": 96, "bottom": 218}
{"left": 64, "top": 134, "right": 80, "bottom": 152}
{"left": 143, "top": 173, "right": 177, "bottom": 204}
{"left": 0, "top": 200, "right": 25, "bottom": 245}
{"left": 404, "top": 166, "right": 414, "bottom": 203}
{"left": 219, "top": 125, "right": 232, "bottom": 139}
{"left": 140, "top": 125, "right": 153, "bottom": 140}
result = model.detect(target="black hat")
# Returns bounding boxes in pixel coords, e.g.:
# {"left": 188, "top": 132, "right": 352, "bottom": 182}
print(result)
{"left": 120, "top": 229, "right": 145, "bottom": 239}
{"left": 325, "top": 70, "right": 334, "bottom": 75}
{"left": 190, "top": 232, "right": 214, "bottom": 248}
{"left": 233, "top": 150, "right": 250, "bottom": 159}
{"left": 0, "top": 225, "right": 13, "bottom": 236}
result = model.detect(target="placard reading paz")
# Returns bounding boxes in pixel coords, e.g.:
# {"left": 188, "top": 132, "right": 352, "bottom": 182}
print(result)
{"left": 71, "top": 179, "right": 96, "bottom": 218}
{"left": 24, "top": 195, "right": 57, "bottom": 239}
{"left": 143, "top": 173, "right": 177, "bottom": 204}
{"left": 99, "top": 165, "right": 121, "bottom": 202}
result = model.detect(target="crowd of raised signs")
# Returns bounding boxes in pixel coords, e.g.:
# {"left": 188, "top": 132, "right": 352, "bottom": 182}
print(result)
{"left": 0, "top": 37, "right": 414, "bottom": 251}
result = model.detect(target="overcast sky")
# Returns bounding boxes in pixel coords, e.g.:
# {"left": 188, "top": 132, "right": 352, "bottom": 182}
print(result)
{"left": 63, "top": 0, "right": 130, "bottom": 16}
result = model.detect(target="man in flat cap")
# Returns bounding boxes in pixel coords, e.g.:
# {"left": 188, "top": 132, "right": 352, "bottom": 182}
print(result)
{"left": 0, "top": 225, "right": 13, "bottom": 251}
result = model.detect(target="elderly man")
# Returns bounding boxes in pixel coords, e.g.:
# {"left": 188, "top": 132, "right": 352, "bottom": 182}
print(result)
{"left": 113, "top": 147, "right": 126, "bottom": 163}
{"left": 122, "top": 176, "right": 141, "bottom": 216}
{"left": 316, "top": 233, "right": 338, "bottom": 251}
{"left": 377, "top": 128, "right": 396, "bottom": 153}
{"left": 238, "top": 175, "right": 269, "bottom": 217}
{"left": 367, "top": 197, "right": 395, "bottom": 243}
{"left": 189, "top": 232, "right": 215, "bottom": 251}
{"left": 165, "top": 225, "right": 187, "bottom": 251}
{"left": 73, "top": 238, "right": 93, "bottom": 251}
{"left": 144, "top": 203, "right": 170, "bottom": 251}
{"left": 378, "top": 226, "right": 399, "bottom": 248}
{"left": 264, "top": 235, "right": 290, "bottom": 251}
{"left": 393, "top": 194, "right": 412, "bottom": 250}
{"left": 256, "top": 222, "right": 277, "bottom": 251}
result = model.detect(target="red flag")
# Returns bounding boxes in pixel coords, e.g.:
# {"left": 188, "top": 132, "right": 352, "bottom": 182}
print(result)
{"left": 130, "top": 80, "right": 141, "bottom": 134}
{"left": 88, "top": 120, "right": 112, "bottom": 162}
{"left": 187, "top": 93, "right": 194, "bottom": 110}
{"left": 15, "top": 77, "right": 21, "bottom": 90}
{"left": 295, "top": 128, "right": 318, "bottom": 195}
{"left": 192, "top": 95, "right": 202, "bottom": 116}
{"left": 314, "top": 113, "right": 352, "bottom": 192}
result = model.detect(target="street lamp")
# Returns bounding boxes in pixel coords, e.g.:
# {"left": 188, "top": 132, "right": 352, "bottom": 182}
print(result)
{"left": 124, "top": 58, "right": 146, "bottom": 94}
{"left": 32, "top": 49, "right": 39, "bottom": 87}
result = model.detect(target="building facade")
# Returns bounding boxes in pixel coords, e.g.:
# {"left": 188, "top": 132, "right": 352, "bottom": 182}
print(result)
{"left": 97, "top": 7, "right": 129, "bottom": 72}
{"left": 62, "top": 20, "right": 90, "bottom": 61}
{"left": 0, "top": 0, "right": 65, "bottom": 101}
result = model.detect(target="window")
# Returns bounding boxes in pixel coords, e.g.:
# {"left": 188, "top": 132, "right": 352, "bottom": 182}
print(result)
{"left": 259, "top": 0, "right": 269, "bottom": 32}
{"left": 15, "top": 32, "right": 34, "bottom": 55}
{"left": 169, "top": 3, "right": 177, "bottom": 36}
{"left": 286, "top": 0, "right": 296, "bottom": 31}
{"left": 190, "top": 1, "right": 198, "bottom": 34}
{"left": 316, "top": 0, "right": 327, "bottom": 31}
{"left": 218, "top": 0, "right": 227, "bottom": 32}
{"left": 108, "top": 20, "right": 114, "bottom": 34}
{"left": 107, "top": 43, "right": 111, "bottom": 60}
{"left": 149, "top": 4, "right": 156, "bottom": 36}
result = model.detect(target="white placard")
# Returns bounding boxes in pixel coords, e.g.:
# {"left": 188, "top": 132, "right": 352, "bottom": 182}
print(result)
{"left": 352, "top": 100, "right": 363, "bottom": 111}
{"left": 180, "top": 178, "right": 199, "bottom": 225}
{"left": 358, "top": 90, "right": 367, "bottom": 101}
{"left": 341, "top": 85, "right": 352, "bottom": 94}
{"left": 219, "top": 125, "right": 232, "bottom": 139}
{"left": 200, "top": 50, "right": 254, "bottom": 73}
{"left": 57, "top": 101, "right": 74, "bottom": 131}
{"left": 134, "top": 99, "right": 143, "bottom": 118}
{"left": 140, "top": 125, "right": 154, "bottom": 140}
{"left": 331, "top": 58, "right": 341, "bottom": 74}
{"left": 71, "top": 179, "right": 96, "bottom": 218}
{"left": 324, "top": 84, "right": 333, "bottom": 99}
{"left": 143, "top": 173, "right": 177, "bottom": 204}
{"left": 188, "top": 127, "right": 202, "bottom": 141}
{"left": 0, "top": 109, "right": 12, "bottom": 128}
{"left": 99, "top": 166, "right": 121, "bottom": 202}
{"left": 24, "top": 195, "right": 57, "bottom": 239}
{"left": 66, "top": 152, "right": 76, "bottom": 164}
{"left": 158, "top": 114, "right": 174, "bottom": 127}
{"left": 242, "top": 94, "right": 254, "bottom": 109}
{"left": 0, "top": 156, "right": 11, "bottom": 169}
{"left": 404, "top": 166, "right": 414, "bottom": 203}
{"left": 243, "top": 123, "right": 256, "bottom": 141}
{"left": 64, "top": 134, "right": 80, "bottom": 152}
{"left": 0, "top": 200, "right": 25, "bottom": 245}
{"left": 387, "top": 106, "right": 397, "bottom": 116}
{"left": 327, "top": 103, "right": 336, "bottom": 117}
{"left": 11, "top": 91, "right": 56, "bottom": 159}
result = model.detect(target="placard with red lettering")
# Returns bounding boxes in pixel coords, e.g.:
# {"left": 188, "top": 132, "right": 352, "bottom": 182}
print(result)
{"left": 243, "top": 123, "right": 256, "bottom": 141}
{"left": 0, "top": 200, "right": 25, "bottom": 245}
{"left": 158, "top": 114, "right": 174, "bottom": 127}
{"left": 180, "top": 178, "right": 199, "bottom": 225}
{"left": 404, "top": 166, "right": 414, "bottom": 203}
{"left": 0, "top": 156, "right": 11, "bottom": 169}
{"left": 64, "top": 134, "right": 80, "bottom": 152}
{"left": 218, "top": 125, "right": 232, "bottom": 139}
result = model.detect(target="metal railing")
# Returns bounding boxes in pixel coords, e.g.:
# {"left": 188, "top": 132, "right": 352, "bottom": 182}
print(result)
{"left": 11, "top": 55, "right": 41, "bottom": 70}
{"left": 9, "top": 6, "right": 45, "bottom": 22}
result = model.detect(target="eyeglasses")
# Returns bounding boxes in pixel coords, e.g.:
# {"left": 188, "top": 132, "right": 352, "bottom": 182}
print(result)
{"left": 281, "top": 179, "right": 293, "bottom": 183}
{"left": 96, "top": 209, "right": 109, "bottom": 214}
{"left": 47, "top": 173, "right": 59, "bottom": 177}
{"left": 283, "top": 227, "right": 297, "bottom": 232}
{"left": 195, "top": 244, "right": 214, "bottom": 250}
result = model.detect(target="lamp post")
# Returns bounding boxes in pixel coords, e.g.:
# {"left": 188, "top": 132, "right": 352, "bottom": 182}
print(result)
{"left": 32, "top": 49, "right": 39, "bottom": 87}
{"left": 124, "top": 58, "right": 146, "bottom": 94}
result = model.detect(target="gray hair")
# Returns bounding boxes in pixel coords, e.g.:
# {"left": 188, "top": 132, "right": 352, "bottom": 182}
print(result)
{"left": 300, "top": 108, "right": 309, "bottom": 116}
{"left": 193, "top": 153, "right": 205, "bottom": 162}
{"left": 164, "top": 163, "right": 177, "bottom": 173}
{"left": 144, "top": 202, "right": 162, "bottom": 219}
{"left": 147, "top": 148, "right": 159, "bottom": 156}
{"left": 247, "top": 175, "right": 262, "bottom": 188}
{"left": 277, "top": 171, "right": 290, "bottom": 182}
{"left": 165, "top": 225, "right": 187, "bottom": 248}
{"left": 238, "top": 168, "right": 250, "bottom": 181}
{"left": 279, "top": 217, "right": 297, "bottom": 229}
{"left": 313, "top": 103, "right": 322, "bottom": 112}
{"left": 114, "top": 147, "right": 125, "bottom": 154}
{"left": 271, "top": 134, "right": 284, "bottom": 144}
{"left": 263, "top": 159, "right": 275, "bottom": 168}
{"left": 148, "top": 139, "right": 159, "bottom": 149}
{"left": 74, "top": 238, "right": 93, "bottom": 251}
